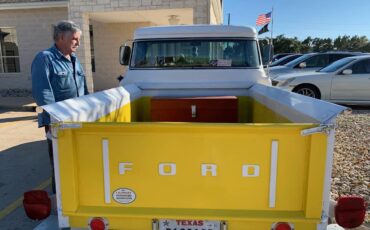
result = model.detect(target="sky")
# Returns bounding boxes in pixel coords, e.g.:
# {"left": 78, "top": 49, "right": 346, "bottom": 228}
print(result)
{"left": 223, "top": 0, "right": 370, "bottom": 40}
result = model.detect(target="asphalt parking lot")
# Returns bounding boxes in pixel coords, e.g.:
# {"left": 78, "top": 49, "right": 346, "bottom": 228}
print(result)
{"left": 0, "top": 108, "right": 52, "bottom": 230}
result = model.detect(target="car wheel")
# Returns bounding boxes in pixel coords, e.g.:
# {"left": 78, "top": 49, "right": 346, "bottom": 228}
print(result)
{"left": 293, "top": 85, "right": 321, "bottom": 99}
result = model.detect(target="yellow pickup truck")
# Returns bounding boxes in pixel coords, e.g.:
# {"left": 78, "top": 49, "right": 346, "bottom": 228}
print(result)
{"left": 40, "top": 25, "right": 365, "bottom": 230}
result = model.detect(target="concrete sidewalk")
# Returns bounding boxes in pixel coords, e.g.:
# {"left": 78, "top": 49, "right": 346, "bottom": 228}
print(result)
{"left": 0, "top": 96, "right": 37, "bottom": 111}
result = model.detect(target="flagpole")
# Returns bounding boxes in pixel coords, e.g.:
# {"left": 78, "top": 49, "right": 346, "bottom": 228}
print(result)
{"left": 271, "top": 7, "right": 274, "bottom": 41}
{"left": 270, "top": 7, "right": 274, "bottom": 63}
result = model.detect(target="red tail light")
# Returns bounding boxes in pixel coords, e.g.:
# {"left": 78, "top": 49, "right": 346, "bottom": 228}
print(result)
{"left": 89, "top": 217, "right": 108, "bottom": 230}
{"left": 23, "top": 190, "right": 51, "bottom": 220}
{"left": 335, "top": 195, "right": 366, "bottom": 228}
{"left": 272, "top": 222, "right": 294, "bottom": 230}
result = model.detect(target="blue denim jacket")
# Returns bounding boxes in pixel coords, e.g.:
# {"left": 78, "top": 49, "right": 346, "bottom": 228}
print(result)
{"left": 31, "top": 45, "right": 89, "bottom": 127}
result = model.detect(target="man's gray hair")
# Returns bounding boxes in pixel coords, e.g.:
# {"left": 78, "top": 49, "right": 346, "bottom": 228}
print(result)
{"left": 53, "top": 20, "right": 81, "bottom": 41}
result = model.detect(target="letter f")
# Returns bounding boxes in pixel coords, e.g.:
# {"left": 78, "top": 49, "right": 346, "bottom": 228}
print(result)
{"left": 119, "top": 162, "right": 133, "bottom": 175}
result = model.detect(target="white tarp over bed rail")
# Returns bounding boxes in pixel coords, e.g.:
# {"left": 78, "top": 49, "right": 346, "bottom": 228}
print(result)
{"left": 42, "top": 84, "right": 142, "bottom": 123}
{"left": 249, "top": 84, "right": 349, "bottom": 124}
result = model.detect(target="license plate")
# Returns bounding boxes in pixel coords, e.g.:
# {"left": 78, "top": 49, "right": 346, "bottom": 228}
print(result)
{"left": 158, "top": 219, "right": 221, "bottom": 230}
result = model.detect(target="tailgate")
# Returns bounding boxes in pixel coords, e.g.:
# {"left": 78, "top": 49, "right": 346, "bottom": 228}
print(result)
{"left": 57, "top": 122, "right": 327, "bottom": 219}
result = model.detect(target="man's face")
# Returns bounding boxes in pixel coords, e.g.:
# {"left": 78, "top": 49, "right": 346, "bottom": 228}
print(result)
{"left": 59, "top": 31, "right": 81, "bottom": 55}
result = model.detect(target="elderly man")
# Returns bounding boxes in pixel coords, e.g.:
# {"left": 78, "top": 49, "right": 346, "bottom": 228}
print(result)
{"left": 31, "top": 20, "right": 89, "bottom": 193}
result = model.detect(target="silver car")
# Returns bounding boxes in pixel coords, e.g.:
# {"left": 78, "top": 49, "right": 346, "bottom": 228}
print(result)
{"left": 268, "top": 52, "right": 363, "bottom": 79}
{"left": 273, "top": 55, "right": 370, "bottom": 105}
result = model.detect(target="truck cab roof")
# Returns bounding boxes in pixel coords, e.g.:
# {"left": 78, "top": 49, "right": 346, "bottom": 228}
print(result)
{"left": 134, "top": 25, "right": 257, "bottom": 40}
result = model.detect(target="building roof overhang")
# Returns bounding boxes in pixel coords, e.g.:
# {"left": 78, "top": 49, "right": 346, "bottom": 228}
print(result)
{"left": 89, "top": 8, "right": 193, "bottom": 26}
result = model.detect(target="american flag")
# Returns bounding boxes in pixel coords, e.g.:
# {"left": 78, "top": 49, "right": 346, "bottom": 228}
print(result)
{"left": 256, "top": 12, "right": 271, "bottom": 26}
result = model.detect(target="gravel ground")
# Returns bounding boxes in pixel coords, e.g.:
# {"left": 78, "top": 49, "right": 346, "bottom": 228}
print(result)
{"left": 331, "top": 107, "right": 370, "bottom": 223}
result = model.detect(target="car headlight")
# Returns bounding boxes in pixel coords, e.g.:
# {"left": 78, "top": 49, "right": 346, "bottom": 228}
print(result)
{"left": 277, "top": 78, "right": 296, "bottom": 87}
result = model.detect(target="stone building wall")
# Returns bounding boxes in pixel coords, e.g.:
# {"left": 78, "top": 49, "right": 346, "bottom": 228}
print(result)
{"left": 0, "top": 7, "right": 68, "bottom": 90}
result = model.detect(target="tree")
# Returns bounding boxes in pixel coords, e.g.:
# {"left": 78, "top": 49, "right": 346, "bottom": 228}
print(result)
{"left": 273, "top": 35, "right": 302, "bottom": 53}
{"left": 312, "top": 38, "right": 333, "bottom": 52}
{"left": 334, "top": 35, "right": 351, "bottom": 51}
{"left": 271, "top": 34, "right": 370, "bottom": 53}
{"left": 301, "top": 36, "right": 313, "bottom": 53}
{"left": 361, "top": 42, "right": 370, "bottom": 52}
{"left": 349, "top": 36, "right": 368, "bottom": 51}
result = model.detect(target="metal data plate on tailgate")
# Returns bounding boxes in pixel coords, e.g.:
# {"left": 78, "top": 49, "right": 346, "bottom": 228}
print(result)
{"left": 158, "top": 219, "right": 221, "bottom": 230}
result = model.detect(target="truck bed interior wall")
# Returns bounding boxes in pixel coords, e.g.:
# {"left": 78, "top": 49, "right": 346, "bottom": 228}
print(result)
{"left": 43, "top": 84, "right": 346, "bottom": 125}
{"left": 96, "top": 90, "right": 292, "bottom": 123}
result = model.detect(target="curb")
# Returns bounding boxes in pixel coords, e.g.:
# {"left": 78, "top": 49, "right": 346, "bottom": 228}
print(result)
{"left": 0, "top": 105, "right": 37, "bottom": 112}
{"left": 0, "top": 96, "right": 37, "bottom": 112}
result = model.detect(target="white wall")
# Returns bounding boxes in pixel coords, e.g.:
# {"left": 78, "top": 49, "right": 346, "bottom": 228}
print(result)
{"left": 91, "top": 21, "right": 153, "bottom": 91}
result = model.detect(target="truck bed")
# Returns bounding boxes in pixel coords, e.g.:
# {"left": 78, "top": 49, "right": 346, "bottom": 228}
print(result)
{"left": 43, "top": 84, "right": 347, "bottom": 230}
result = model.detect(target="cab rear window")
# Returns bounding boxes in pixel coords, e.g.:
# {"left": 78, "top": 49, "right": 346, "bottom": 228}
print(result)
{"left": 131, "top": 39, "right": 260, "bottom": 69}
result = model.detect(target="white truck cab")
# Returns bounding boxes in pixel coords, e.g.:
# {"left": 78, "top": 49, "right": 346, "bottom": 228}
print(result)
{"left": 119, "top": 25, "right": 271, "bottom": 88}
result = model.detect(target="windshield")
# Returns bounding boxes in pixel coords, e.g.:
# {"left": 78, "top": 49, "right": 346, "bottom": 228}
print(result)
{"left": 319, "top": 58, "right": 355, "bottom": 73}
{"left": 270, "top": 54, "right": 300, "bottom": 66}
{"left": 131, "top": 39, "right": 260, "bottom": 68}
{"left": 285, "top": 53, "right": 315, "bottom": 68}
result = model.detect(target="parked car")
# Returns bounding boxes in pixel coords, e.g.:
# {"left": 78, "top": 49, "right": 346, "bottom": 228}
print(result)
{"left": 269, "top": 54, "right": 302, "bottom": 67}
{"left": 268, "top": 52, "right": 366, "bottom": 79}
{"left": 273, "top": 55, "right": 370, "bottom": 105}
{"left": 271, "top": 53, "right": 295, "bottom": 62}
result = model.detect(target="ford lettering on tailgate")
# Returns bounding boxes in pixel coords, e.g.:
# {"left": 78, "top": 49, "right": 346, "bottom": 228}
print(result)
{"left": 119, "top": 162, "right": 260, "bottom": 177}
